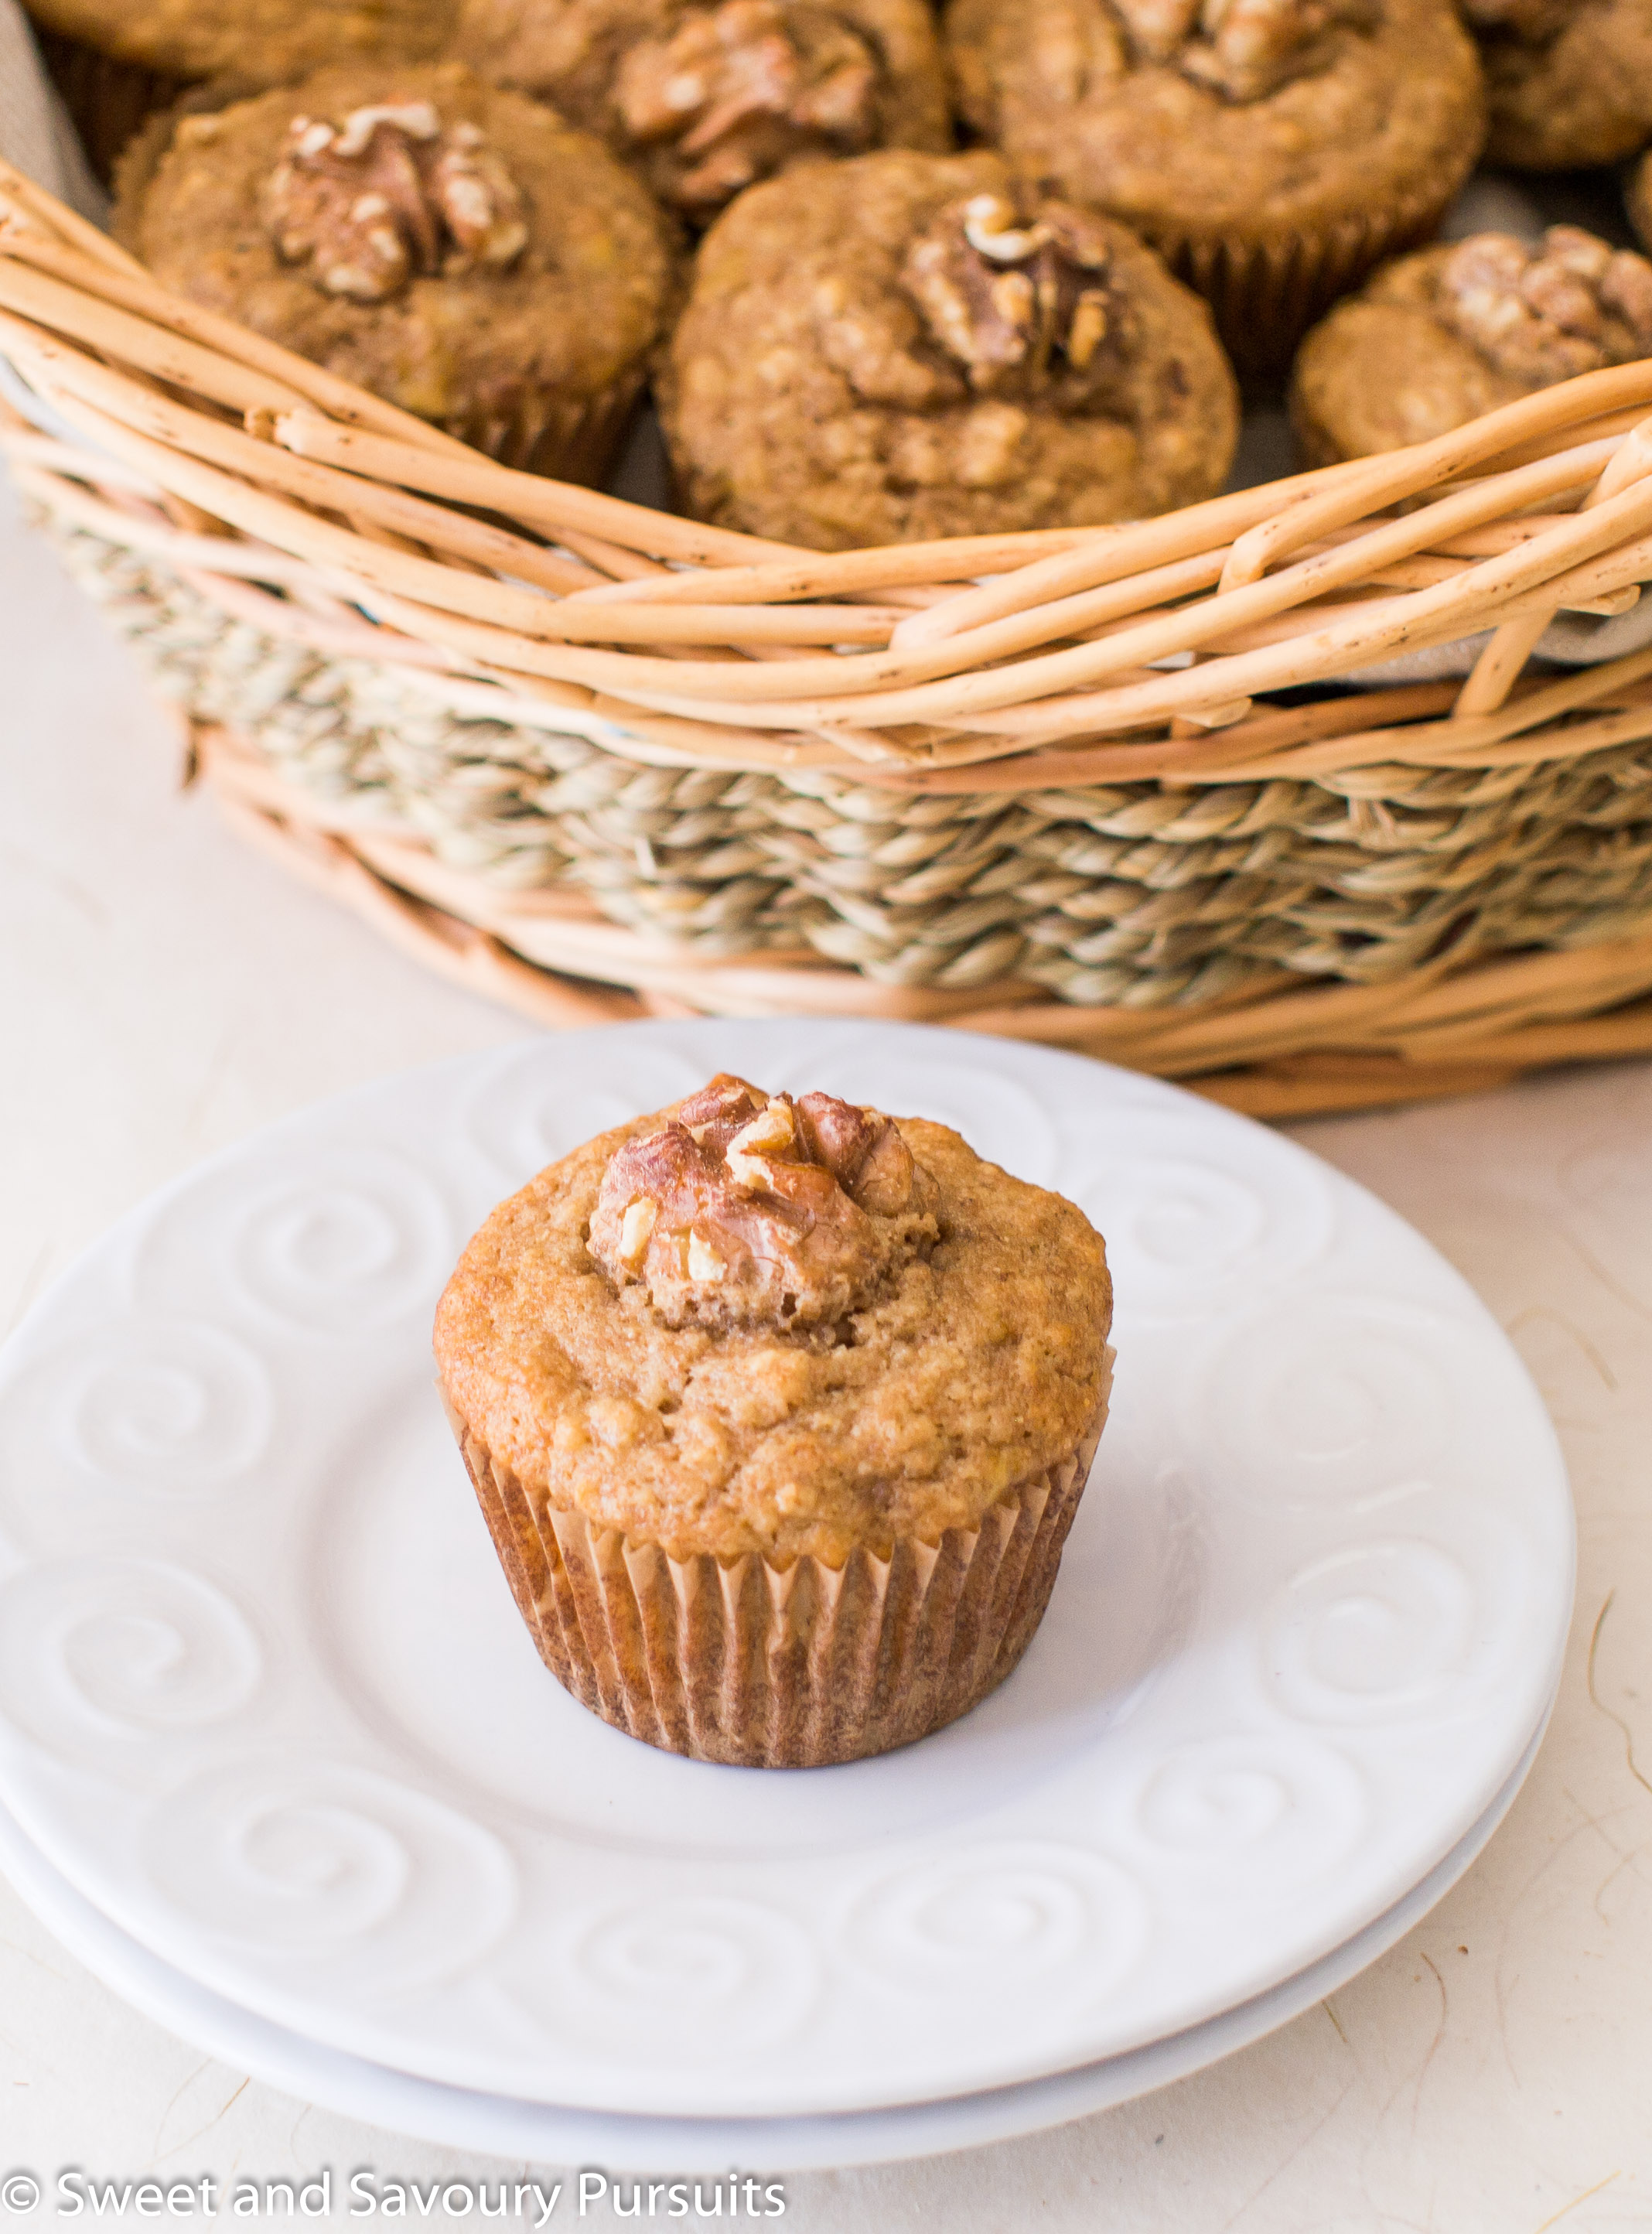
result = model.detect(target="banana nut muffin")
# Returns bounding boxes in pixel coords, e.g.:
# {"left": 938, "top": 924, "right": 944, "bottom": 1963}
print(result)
{"left": 435, "top": 1072, "right": 1114, "bottom": 1765}
{"left": 1291, "top": 225, "right": 1652, "bottom": 465}
{"left": 658, "top": 147, "right": 1240, "bottom": 548}
{"left": 114, "top": 62, "right": 679, "bottom": 480}
{"left": 1459, "top": 0, "right": 1652, "bottom": 172}
{"left": 453, "top": 0, "right": 951, "bottom": 219}
{"left": 944, "top": 0, "right": 1486, "bottom": 371}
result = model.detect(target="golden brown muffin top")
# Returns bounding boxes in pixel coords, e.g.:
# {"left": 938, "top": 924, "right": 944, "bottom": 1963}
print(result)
{"left": 24, "top": 0, "right": 455, "bottom": 83}
{"left": 114, "top": 63, "right": 679, "bottom": 432}
{"left": 1461, "top": 0, "right": 1652, "bottom": 171}
{"left": 658, "top": 147, "right": 1239, "bottom": 548}
{"left": 1290, "top": 225, "right": 1652, "bottom": 465}
{"left": 944, "top": 0, "right": 1484, "bottom": 242}
{"left": 454, "top": 0, "right": 951, "bottom": 216}
{"left": 434, "top": 1078, "right": 1113, "bottom": 1566}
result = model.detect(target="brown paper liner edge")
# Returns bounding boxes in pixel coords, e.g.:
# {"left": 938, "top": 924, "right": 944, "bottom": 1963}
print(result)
{"left": 442, "top": 1348, "right": 1114, "bottom": 1768}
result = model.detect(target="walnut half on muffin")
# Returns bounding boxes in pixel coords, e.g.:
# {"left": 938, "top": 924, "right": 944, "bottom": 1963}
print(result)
{"left": 454, "top": 0, "right": 951, "bottom": 219}
{"left": 1290, "top": 225, "right": 1652, "bottom": 466}
{"left": 114, "top": 62, "right": 681, "bottom": 480}
{"left": 657, "top": 148, "right": 1240, "bottom": 548}
{"left": 435, "top": 1071, "right": 1114, "bottom": 1766}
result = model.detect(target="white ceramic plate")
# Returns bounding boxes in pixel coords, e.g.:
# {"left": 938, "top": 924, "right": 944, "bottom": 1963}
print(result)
{"left": 0, "top": 1023, "right": 1574, "bottom": 2119}
{"left": 0, "top": 1696, "right": 1552, "bottom": 2171}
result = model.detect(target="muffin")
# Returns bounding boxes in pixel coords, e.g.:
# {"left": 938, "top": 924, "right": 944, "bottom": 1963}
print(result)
{"left": 433, "top": 1073, "right": 1115, "bottom": 1768}
{"left": 1290, "top": 224, "right": 1652, "bottom": 465}
{"left": 24, "top": 0, "right": 456, "bottom": 182}
{"left": 944, "top": 0, "right": 1486, "bottom": 372}
{"left": 1459, "top": 0, "right": 1652, "bottom": 172}
{"left": 454, "top": 0, "right": 952, "bottom": 220}
{"left": 113, "top": 62, "right": 680, "bottom": 480}
{"left": 657, "top": 148, "right": 1240, "bottom": 548}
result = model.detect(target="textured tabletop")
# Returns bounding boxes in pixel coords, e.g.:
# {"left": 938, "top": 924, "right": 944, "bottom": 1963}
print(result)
{"left": 2, "top": 480, "right": 1650, "bottom": 2231}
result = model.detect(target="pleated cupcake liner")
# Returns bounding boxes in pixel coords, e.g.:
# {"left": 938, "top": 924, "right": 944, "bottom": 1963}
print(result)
{"left": 1145, "top": 158, "right": 1483, "bottom": 377}
{"left": 34, "top": 29, "right": 193, "bottom": 187}
{"left": 445, "top": 1353, "right": 1113, "bottom": 1769}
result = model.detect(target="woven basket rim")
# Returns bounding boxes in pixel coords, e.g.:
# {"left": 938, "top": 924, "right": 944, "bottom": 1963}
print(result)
{"left": 8, "top": 152, "right": 1652, "bottom": 1115}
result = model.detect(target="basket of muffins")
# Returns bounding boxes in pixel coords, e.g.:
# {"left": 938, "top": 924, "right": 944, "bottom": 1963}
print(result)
{"left": 7, "top": 0, "right": 1652, "bottom": 1116}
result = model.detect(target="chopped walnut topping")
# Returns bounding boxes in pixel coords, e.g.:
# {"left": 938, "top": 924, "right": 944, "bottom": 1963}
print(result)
{"left": 1436, "top": 227, "right": 1652, "bottom": 386}
{"left": 587, "top": 1073, "right": 940, "bottom": 1332}
{"left": 903, "top": 193, "right": 1130, "bottom": 396}
{"left": 613, "top": 0, "right": 881, "bottom": 211}
{"left": 265, "top": 101, "right": 527, "bottom": 302}
{"left": 1113, "top": 0, "right": 1379, "bottom": 101}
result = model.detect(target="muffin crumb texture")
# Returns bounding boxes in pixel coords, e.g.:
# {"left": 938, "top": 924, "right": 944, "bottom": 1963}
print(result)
{"left": 660, "top": 148, "right": 1237, "bottom": 547}
{"left": 435, "top": 1077, "right": 1113, "bottom": 1566}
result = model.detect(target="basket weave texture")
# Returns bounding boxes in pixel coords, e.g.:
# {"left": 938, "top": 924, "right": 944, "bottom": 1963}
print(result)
{"left": 6, "top": 155, "right": 1652, "bottom": 1115}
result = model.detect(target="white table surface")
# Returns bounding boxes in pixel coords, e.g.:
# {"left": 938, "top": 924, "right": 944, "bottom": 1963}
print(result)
{"left": 2, "top": 477, "right": 1651, "bottom": 2232}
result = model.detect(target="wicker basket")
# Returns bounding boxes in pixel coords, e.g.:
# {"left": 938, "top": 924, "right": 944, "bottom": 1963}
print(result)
{"left": 6, "top": 154, "right": 1652, "bottom": 1118}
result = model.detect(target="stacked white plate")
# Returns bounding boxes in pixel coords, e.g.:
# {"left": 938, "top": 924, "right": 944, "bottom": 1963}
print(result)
{"left": 0, "top": 1023, "right": 1574, "bottom": 2171}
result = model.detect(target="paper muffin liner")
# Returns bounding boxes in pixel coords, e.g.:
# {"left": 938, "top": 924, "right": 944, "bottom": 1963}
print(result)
{"left": 448, "top": 374, "right": 647, "bottom": 487}
{"left": 1142, "top": 160, "right": 1476, "bottom": 378}
{"left": 445, "top": 1353, "right": 1113, "bottom": 1769}
{"left": 36, "top": 29, "right": 194, "bottom": 187}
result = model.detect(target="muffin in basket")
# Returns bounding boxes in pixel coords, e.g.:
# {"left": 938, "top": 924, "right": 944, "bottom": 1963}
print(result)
{"left": 23, "top": 0, "right": 457, "bottom": 183}
{"left": 657, "top": 147, "right": 1240, "bottom": 548}
{"left": 943, "top": 0, "right": 1486, "bottom": 373}
{"left": 113, "top": 61, "right": 679, "bottom": 480}
{"left": 452, "top": 0, "right": 951, "bottom": 220}
{"left": 433, "top": 1073, "right": 1115, "bottom": 1768}
{"left": 1459, "top": 0, "right": 1652, "bottom": 172}
{"left": 1291, "top": 225, "right": 1652, "bottom": 466}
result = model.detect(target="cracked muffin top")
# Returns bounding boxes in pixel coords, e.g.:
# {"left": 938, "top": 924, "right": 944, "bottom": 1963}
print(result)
{"left": 432, "top": 1073, "right": 1114, "bottom": 1566}
{"left": 1459, "top": 0, "right": 1652, "bottom": 171}
{"left": 113, "top": 62, "right": 678, "bottom": 453}
{"left": 657, "top": 147, "right": 1239, "bottom": 548}
{"left": 1290, "top": 225, "right": 1652, "bottom": 465}
{"left": 453, "top": 0, "right": 950, "bottom": 218}
{"left": 943, "top": 0, "right": 1483, "bottom": 246}
{"left": 22, "top": 0, "right": 456, "bottom": 84}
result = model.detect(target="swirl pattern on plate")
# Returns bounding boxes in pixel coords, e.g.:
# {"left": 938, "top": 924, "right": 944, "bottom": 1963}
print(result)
{"left": 546, "top": 1894, "right": 821, "bottom": 2053}
{"left": 844, "top": 1840, "right": 1147, "bottom": 2001}
{"left": 1069, "top": 1115, "right": 1338, "bottom": 1322}
{"left": 27, "top": 1320, "right": 276, "bottom": 1498}
{"left": 134, "top": 1151, "right": 452, "bottom": 1339}
{"left": 0, "top": 1557, "right": 263, "bottom": 1777}
{"left": 1262, "top": 1539, "right": 1479, "bottom": 1727}
{"left": 1131, "top": 1733, "right": 1367, "bottom": 1891}
{"left": 141, "top": 1757, "right": 518, "bottom": 1988}
{"left": 1202, "top": 1295, "right": 1464, "bottom": 1508}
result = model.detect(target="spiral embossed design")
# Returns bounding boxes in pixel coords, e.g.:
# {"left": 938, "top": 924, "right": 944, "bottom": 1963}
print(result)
{"left": 57, "top": 1320, "right": 274, "bottom": 1493}
{"left": 1262, "top": 1539, "right": 1478, "bottom": 1726}
{"left": 556, "top": 1894, "right": 820, "bottom": 2051}
{"left": 226, "top": 1153, "right": 451, "bottom": 1337}
{"left": 466, "top": 1043, "right": 707, "bottom": 1184}
{"left": 1071, "top": 1116, "right": 1337, "bottom": 1322}
{"left": 1135, "top": 1734, "right": 1367, "bottom": 1889}
{"left": 845, "top": 1841, "right": 1147, "bottom": 2000}
{"left": 142, "top": 1757, "right": 518, "bottom": 1986}
{"left": 1203, "top": 1296, "right": 1461, "bottom": 1508}
{"left": 0, "top": 1557, "right": 261, "bottom": 1748}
